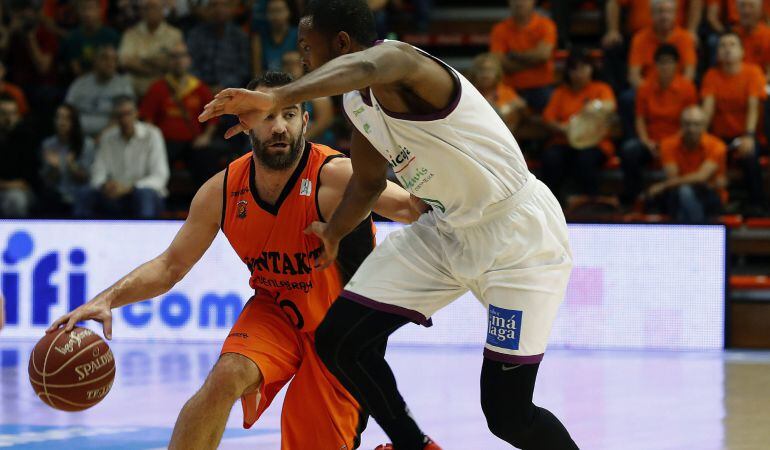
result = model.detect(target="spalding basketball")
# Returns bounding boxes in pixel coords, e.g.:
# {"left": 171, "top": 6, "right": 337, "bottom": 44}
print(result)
{"left": 28, "top": 327, "right": 115, "bottom": 411}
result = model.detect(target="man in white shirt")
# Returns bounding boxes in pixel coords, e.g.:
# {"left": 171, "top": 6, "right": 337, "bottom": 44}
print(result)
{"left": 74, "top": 96, "right": 169, "bottom": 218}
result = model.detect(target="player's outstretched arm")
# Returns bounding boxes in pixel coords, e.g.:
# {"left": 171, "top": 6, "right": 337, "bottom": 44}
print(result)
{"left": 306, "top": 129, "right": 389, "bottom": 268}
{"left": 46, "top": 172, "right": 224, "bottom": 338}
{"left": 198, "top": 42, "right": 423, "bottom": 129}
{"left": 317, "top": 156, "right": 427, "bottom": 225}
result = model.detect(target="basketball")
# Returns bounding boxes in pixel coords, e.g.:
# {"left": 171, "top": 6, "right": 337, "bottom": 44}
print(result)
{"left": 28, "top": 327, "right": 116, "bottom": 412}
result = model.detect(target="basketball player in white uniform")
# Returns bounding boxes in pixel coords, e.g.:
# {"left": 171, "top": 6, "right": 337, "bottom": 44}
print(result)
{"left": 199, "top": 1, "right": 578, "bottom": 448}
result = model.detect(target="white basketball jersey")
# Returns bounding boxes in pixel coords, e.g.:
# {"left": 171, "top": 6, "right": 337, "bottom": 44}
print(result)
{"left": 343, "top": 41, "right": 531, "bottom": 227}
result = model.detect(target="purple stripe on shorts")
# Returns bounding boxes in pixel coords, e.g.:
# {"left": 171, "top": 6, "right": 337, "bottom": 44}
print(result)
{"left": 483, "top": 348, "right": 544, "bottom": 365}
{"left": 341, "top": 290, "right": 433, "bottom": 327}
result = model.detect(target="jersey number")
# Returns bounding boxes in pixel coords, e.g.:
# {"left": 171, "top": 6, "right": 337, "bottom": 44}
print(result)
{"left": 279, "top": 299, "right": 305, "bottom": 330}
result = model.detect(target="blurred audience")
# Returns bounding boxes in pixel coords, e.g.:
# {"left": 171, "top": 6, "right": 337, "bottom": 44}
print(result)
{"left": 619, "top": 44, "right": 698, "bottom": 205}
{"left": 119, "top": 0, "right": 184, "bottom": 96}
{"left": 735, "top": 0, "right": 770, "bottom": 76}
{"left": 65, "top": 45, "right": 135, "bottom": 138}
{"left": 647, "top": 106, "right": 727, "bottom": 222}
{"left": 282, "top": 51, "right": 337, "bottom": 146}
{"left": 0, "top": 61, "right": 29, "bottom": 116}
{"left": 467, "top": 53, "right": 527, "bottom": 132}
{"left": 0, "top": 95, "right": 39, "bottom": 218}
{"left": 187, "top": 0, "right": 251, "bottom": 90}
{"left": 62, "top": 0, "right": 121, "bottom": 77}
{"left": 39, "top": 104, "right": 96, "bottom": 215}
{"left": 140, "top": 41, "right": 218, "bottom": 186}
{"left": 702, "top": 32, "right": 766, "bottom": 211}
{"left": 706, "top": 0, "right": 740, "bottom": 34}
{"left": 76, "top": 96, "right": 169, "bottom": 218}
{"left": 41, "top": 0, "right": 109, "bottom": 36}
{"left": 252, "top": 0, "right": 298, "bottom": 74}
{"left": 490, "top": 0, "right": 557, "bottom": 113}
{"left": 541, "top": 50, "right": 616, "bottom": 200}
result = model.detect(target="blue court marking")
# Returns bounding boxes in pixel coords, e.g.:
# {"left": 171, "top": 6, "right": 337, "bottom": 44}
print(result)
{"left": 0, "top": 425, "right": 277, "bottom": 449}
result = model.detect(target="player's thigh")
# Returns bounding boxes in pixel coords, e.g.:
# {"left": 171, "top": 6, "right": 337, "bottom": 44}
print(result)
{"left": 220, "top": 298, "right": 304, "bottom": 426}
{"left": 475, "top": 261, "right": 572, "bottom": 362}
{"left": 280, "top": 337, "right": 364, "bottom": 450}
{"left": 345, "top": 219, "right": 467, "bottom": 323}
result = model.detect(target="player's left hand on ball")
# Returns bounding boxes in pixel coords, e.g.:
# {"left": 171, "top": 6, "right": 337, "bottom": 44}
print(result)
{"left": 304, "top": 221, "right": 340, "bottom": 270}
{"left": 198, "top": 88, "right": 276, "bottom": 122}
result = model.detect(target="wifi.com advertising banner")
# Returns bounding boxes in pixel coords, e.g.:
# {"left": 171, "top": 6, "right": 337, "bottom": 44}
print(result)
{"left": 1, "top": 221, "right": 725, "bottom": 350}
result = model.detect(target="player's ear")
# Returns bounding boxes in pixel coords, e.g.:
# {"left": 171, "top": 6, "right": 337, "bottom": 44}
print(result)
{"left": 302, "top": 110, "right": 309, "bottom": 134}
{"left": 335, "top": 31, "right": 353, "bottom": 54}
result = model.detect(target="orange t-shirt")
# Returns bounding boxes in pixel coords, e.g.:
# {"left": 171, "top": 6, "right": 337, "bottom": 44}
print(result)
{"left": 629, "top": 27, "right": 697, "bottom": 78}
{"left": 636, "top": 75, "right": 698, "bottom": 142}
{"left": 735, "top": 23, "right": 770, "bottom": 69}
{"left": 495, "top": 83, "right": 519, "bottom": 108}
{"left": 619, "top": 0, "right": 693, "bottom": 34}
{"left": 660, "top": 132, "right": 728, "bottom": 201}
{"left": 701, "top": 63, "right": 767, "bottom": 138}
{"left": 0, "top": 82, "right": 29, "bottom": 116}
{"left": 489, "top": 14, "right": 557, "bottom": 90}
{"left": 707, "top": 0, "right": 739, "bottom": 26}
{"left": 221, "top": 143, "right": 376, "bottom": 333}
{"left": 543, "top": 81, "right": 616, "bottom": 155}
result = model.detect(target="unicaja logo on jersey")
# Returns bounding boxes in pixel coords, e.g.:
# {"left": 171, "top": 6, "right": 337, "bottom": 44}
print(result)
{"left": 486, "top": 305, "right": 522, "bottom": 350}
{"left": 1, "top": 230, "right": 87, "bottom": 327}
{"left": 388, "top": 146, "right": 414, "bottom": 169}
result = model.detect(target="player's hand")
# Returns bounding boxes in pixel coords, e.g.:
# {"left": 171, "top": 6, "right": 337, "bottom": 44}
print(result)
{"left": 601, "top": 30, "right": 623, "bottom": 48}
{"left": 304, "top": 221, "right": 340, "bottom": 270}
{"left": 46, "top": 296, "right": 113, "bottom": 340}
{"left": 409, "top": 194, "right": 431, "bottom": 221}
{"left": 198, "top": 88, "right": 276, "bottom": 123}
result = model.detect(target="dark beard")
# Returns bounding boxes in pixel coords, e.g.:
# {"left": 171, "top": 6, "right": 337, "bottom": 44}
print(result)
{"left": 250, "top": 131, "right": 304, "bottom": 170}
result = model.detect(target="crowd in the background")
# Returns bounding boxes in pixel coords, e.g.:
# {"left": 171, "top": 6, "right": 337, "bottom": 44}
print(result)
{"left": 1, "top": 0, "right": 769, "bottom": 223}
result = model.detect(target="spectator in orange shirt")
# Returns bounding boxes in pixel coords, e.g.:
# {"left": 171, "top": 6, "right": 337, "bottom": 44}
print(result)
{"left": 489, "top": 0, "right": 557, "bottom": 112}
{"left": 620, "top": 45, "right": 698, "bottom": 204}
{"left": 647, "top": 106, "right": 727, "bottom": 222}
{"left": 702, "top": 32, "right": 766, "bottom": 208}
{"left": 735, "top": 0, "right": 770, "bottom": 75}
{"left": 468, "top": 53, "right": 527, "bottom": 132}
{"left": 0, "top": 62, "right": 29, "bottom": 116}
{"left": 541, "top": 49, "right": 616, "bottom": 200}
{"left": 140, "top": 42, "right": 218, "bottom": 188}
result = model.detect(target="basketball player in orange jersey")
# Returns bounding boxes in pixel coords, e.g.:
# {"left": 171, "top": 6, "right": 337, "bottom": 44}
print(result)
{"left": 47, "top": 71, "right": 425, "bottom": 450}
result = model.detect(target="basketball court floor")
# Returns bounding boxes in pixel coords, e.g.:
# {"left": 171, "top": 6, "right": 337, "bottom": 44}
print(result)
{"left": 1, "top": 340, "right": 769, "bottom": 449}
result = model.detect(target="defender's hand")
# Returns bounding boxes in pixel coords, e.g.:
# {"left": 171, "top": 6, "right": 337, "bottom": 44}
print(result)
{"left": 198, "top": 88, "right": 276, "bottom": 122}
{"left": 46, "top": 296, "right": 114, "bottom": 340}
{"left": 304, "top": 221, "right": 340, "bottom": 270}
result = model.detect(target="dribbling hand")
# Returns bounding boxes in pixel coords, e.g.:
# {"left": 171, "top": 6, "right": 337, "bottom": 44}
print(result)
{"left": 304, "top": 221, "right": 340, "bottom": 270}
{"left": 46, "top": 296, "right": 113, "bottom": 340}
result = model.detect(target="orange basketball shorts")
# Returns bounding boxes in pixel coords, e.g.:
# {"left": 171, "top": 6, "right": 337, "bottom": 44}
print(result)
{"left": 221, "top": 297, "right": 364, "bottom": 450}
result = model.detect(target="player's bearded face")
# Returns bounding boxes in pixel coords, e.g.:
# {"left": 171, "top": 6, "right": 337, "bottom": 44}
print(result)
{"left": 249, "top": 107, "right": 307, "bottom": 170}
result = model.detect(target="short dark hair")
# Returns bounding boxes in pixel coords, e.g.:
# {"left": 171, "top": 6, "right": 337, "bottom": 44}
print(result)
{"left": 246, "top": 71, "right": 305, "bottom": 112}
{"left": 112, "top": 95, "right": 135, "bottom": 110}
{"left": 0, "top": 94, "right": 18, "bottom": 105}
{"left": 719, "top": 31, "right": 743, "bottom": 45}
{"left": 654, "top": 44, "right": 680, "bottom": 62}
{"left": 303, "top": 0, "right": 377, "bottom": 47}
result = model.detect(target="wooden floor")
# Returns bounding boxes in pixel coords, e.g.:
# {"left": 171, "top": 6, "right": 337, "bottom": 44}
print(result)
{"left": 1, "top": 341, "right": 769, "bottom": 449}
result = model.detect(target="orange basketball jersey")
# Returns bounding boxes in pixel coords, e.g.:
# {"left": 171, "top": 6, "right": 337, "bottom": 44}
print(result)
{"left": 221, "top": 142, "right": 376, "bottom": 333}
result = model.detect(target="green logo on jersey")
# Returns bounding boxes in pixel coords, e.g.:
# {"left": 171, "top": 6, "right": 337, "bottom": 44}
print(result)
{"left": 363, "top": 123, "right": 371, "bottom": 134}
{"left": 420, "top": 198, "right": 446, "bottom": 213}
{"left": 353, "top": 107, "right": 365, "bottom": 116}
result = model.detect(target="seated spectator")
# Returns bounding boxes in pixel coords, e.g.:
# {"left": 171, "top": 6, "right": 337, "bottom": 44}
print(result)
{"left": 61, "top": 0, "right": 120, "bottom": 77}
{"left": 0, "top": 61, "right": 29, "bottom": 116}
{"left": 619, "top": 44, "right": 698, "bottom": 205}
{"left": 281, "top": 50, "right": 337, "bottom": 146}
{"left": 628, "top": 0, "right": 697, "bottom": 88}
{"left": 39, "top": 104, "right": 96, "bottom": 215}
{"left": 735, "top": 0, "right": 770, "bottom": 75}
{"left": 187, "top": 0, "right": 251, "bottom": 91}
{"left": 140, "top": 41, "right": 218, "bottom": 186}
{"left": 252, "top": 0, "right": 298, "bottom": 74}
{"left": 467, "top": 53, "right": 527, "bottom": 132}
{"left": 65, "top": 45, "right": 135, "bottom": 138}
{"left": 119, "top": 0, "right": 184, "bottom": 96}
{"left": 41, "top": 0, "right": 109, "bottom": 36}
{"left": 647, "top": 106, "right": 727, "bottom": 222}
{"left": 1, "top": 0, "right": 60, "bottom": 122}
{"left": 75, "top": 96, "right": 169, "bottom": 218}
{"left": 706, "top": 0, "right": 740, "bottom": 34}
{"left": 702, "top": 32, "right": 766, "bottom": 210}
{"left": 490, "top": 0, "right": 557, "bottom": 112}
{"left": 541, "top": 50, "right": 616, "bottom": 200}
{"left": 0, "top": 95, "right": 39, "bottom": 217}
